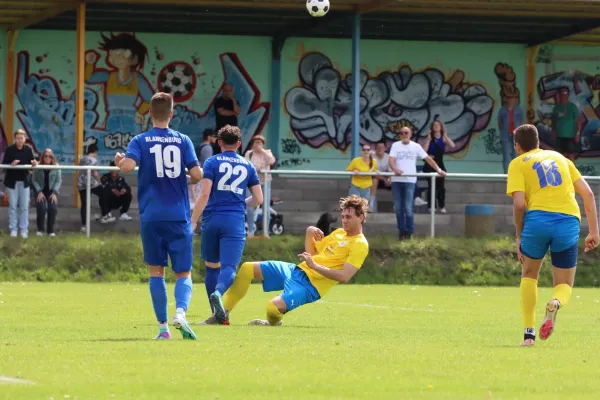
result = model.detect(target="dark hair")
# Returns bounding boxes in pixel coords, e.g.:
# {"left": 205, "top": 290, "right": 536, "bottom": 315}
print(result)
{"left": 429, "top": 120, "right": 445, "bottom": 140}
{"left": 87, "top": 143, "right": 98, "bottom": 154}
{"left": 109, "top": 161, "right": 116, "bottom": 166}
{"left": 99, "top": 32, "right": 148, "bottom": 70}
{"left": 150, "top": 92, "right": 173, "bottom": 122}
{"left": 362, "top": 145, "right": 373, "bottom": 169}
{"left": 218, "top": 125, "right": 242, "bottom": 146}
{"left": 203, "top": 129, "right": 216, "bottom": 141}
{"left": 513, "top": 124, "right": 539, "bottom": 152}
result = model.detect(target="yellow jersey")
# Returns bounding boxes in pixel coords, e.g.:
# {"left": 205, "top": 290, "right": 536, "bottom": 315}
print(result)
{"left": 347, "top": 157, "right": 378, "bottom": 189}
{"left": 298, "top": 228, "right": 369, "bottom": 296}
{"left": 506, "top": 149, "right": 581, "bottom": 220}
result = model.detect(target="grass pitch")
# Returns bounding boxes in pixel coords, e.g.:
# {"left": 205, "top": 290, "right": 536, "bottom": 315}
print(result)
{"left": 1, "top": 283, "right": 600, "bottom": 399}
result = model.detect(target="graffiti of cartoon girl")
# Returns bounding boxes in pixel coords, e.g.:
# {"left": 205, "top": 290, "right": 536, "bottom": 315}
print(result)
{"left": 84, "top": 33, "right": 154, "bottom": 139}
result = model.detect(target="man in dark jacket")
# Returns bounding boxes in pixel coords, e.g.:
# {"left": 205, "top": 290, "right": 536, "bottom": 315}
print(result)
{"left": 1, "top": 129, "right": 37, "bottom": 238}
{"left": 101, "top": 161, "right": 133, "bottom": 221}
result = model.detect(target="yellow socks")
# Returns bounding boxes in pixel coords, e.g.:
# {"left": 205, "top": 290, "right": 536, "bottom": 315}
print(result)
{"left": 552, "top": 283, "right": 572, "bottom": 308}
{"left": 222, "top": 262, "right": 254, "bottom": 311}
{"left": 520, "top": 278, "right": 538, "bottom": 329}
{"left": 266, "top": 300, "right": 283, "bottom": 325}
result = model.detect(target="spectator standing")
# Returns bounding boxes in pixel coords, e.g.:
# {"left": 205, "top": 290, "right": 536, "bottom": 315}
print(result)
{"left": 389, "top": 127, "right": 446, "bottom": 240}
{"left": 497, "top": 95, "right": 525, "bottom": 174}
{"left": 346, "top": 144, "right": 378, "bottom": 201}
{"left": 370, "top": 140, "right": 391, "bottom": 212}
{"left": 552, "top": 87, "right": 581, "bottom": 162}
{"left": 78, "top": 143, "right": 114, "bottom": 231}
{"left": 1, "top": 129, "right": 37, "bottom": 238}
{"left": 422, "top": 120, "right": 455, "bottom": 214}
{"left": 196, "top": 129, "right": 215, "bottom": 166}
{"left": 214, "top": 83, "right": 241, "bottom": 155}
{"left": 32, "top": 148, "right": 61, "bottom": 236}
{"left": 101, "top": 162, "right": 133, "bottom": 221}
{"left": 245, "top": 135, "right": 276, "bottom": 237}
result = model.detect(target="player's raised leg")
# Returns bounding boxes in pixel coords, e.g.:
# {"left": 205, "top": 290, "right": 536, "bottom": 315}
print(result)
{"left": 540, "top": 224, "right": 579, "bottom": 341}
{"left": 168, "top": 222, "right": 197, "bottom": 340}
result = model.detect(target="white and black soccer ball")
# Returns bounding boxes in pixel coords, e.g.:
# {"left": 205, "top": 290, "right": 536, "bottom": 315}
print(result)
{"left": 307, "top": 0, "right": 330, "bottom": 17}
{"left": 157, "top": 62, "right": 196, "bottom": 102}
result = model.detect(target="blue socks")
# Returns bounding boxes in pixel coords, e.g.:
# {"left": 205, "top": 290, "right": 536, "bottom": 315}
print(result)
{"left": 215, "top": 264, "right": 237, "bottom": 296}
{"left": 149, "top": 277, "right": 168, "bottom": 323}
{"left": 205, "top": 267, "right": 220, "bottom": 304}
{"left": 174, "top": 277, "right": 193, "bottom": 312}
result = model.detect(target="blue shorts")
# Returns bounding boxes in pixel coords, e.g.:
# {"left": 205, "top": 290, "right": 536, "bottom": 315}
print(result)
{"left": 520, "top": 210, "right": 580, "bottom": 269}
{"left": 260, "top": 261, "right": 321, "bottom": 312}
{"left": 201, "top": 214, "right": 246, "bottom": 267}
{"left": 140, "top": 221, "right": 193, "bottom": 273}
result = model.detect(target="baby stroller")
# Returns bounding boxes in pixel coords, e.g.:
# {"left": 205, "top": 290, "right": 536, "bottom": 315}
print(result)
{"left": 245, "top": 200, "right": 285, "bottom": 236}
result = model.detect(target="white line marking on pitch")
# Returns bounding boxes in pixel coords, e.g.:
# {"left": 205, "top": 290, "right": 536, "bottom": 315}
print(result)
{"left": 317, "top": 300, "right": 435, "bottom": 312}
{"left": 0, "top": 376, "right": 35, "bottom": 384}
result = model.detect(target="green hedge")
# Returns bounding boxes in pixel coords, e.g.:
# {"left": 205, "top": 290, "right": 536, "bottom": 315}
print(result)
{"left": 2, "top": 234, "right": 600, "bottom": 286}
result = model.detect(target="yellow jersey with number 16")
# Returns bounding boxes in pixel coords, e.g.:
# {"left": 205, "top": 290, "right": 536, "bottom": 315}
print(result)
{"left": 506, "top": 149, "right": 581, "bottom": 220}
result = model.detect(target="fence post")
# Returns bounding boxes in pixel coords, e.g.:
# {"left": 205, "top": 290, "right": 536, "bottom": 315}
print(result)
{"left": 263, "top": 172, "right": 271, "bottom": 237}
{"left": 86, "top": 168, "right": 91, "bottom": 238}
{"left": 430, "top": 175, "right": 436, "bottom": 238}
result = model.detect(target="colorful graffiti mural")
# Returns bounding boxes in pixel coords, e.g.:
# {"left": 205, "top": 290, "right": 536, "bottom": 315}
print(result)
{"left": 535, "top": 69, "right": 600, "bottom": 157}
{"left": 284, "top": 52, "right": 495, "bottom": 153}
{"left": 14, "top": 32, "right": 270, "bottom": 166}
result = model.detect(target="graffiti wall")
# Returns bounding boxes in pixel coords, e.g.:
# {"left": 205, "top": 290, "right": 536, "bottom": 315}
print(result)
{"left": 10, "top": 30, "right": 271, "bottom": 168}
{"left": 533, "top": 45, "right": 600, "bottom": 175}
{"left": 279, "top": 39, "right": 526, "bottom": 173}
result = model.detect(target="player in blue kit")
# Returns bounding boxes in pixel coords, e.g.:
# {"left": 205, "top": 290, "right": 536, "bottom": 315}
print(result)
{"left": 191, "top": 125, "right": 263, "bottom": 325}
{"left": 114, "top": 92, "right": 203, "bottom": 340}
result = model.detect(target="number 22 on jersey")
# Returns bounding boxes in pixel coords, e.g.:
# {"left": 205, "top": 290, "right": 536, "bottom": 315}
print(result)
{"left": 217, "top": 162, "right": 248, "bottom": 194}
{"left": 532, "top": 160, "right": 563, "bottom": 188}
{"left": 150, "top": 144, "right": 181, "bottom": 178}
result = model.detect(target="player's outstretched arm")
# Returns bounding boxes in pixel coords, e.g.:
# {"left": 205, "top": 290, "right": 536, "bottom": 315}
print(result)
{"left": 246, "top": 184, "right": 263, "bottom": 209}
{"left": 115, "top": 152, "right": 137, "bottom": 174}
{"left": 574, "top": 178, "right": 600, "bottom": 252}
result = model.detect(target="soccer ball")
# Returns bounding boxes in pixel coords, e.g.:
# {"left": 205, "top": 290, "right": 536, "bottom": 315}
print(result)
{"left": 307, "top": 0, "right": 330, "bottom": 17}
{"left": 158, "top": 62, "right": 196, "bottom": 102}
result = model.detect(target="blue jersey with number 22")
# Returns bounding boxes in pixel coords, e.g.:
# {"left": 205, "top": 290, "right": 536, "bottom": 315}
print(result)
{"left": 202, "top": 151, "right": 260, "bottom": 218}
{"left": 125, "top": 127, "right": 199, "bottom": 223}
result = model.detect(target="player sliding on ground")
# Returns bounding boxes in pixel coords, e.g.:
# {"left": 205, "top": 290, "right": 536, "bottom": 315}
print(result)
{"left": 198, "top": 195, "right": 369, "bottom": 326}
{"left": 115, "top": 92, "right": 203, "bottom": 340}
{"left": 506, "top": 124, "right": 599, "bottom": 347}
{"left": 190, "top": 125, "right": 263, "bottom": 325}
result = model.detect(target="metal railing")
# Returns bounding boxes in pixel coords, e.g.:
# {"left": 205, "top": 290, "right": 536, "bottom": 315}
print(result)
{"left": 1, "top": 164, "right": 599, "bottom": 238}
{"left": 260, "top": 170, "right": 600, "bottom": 238}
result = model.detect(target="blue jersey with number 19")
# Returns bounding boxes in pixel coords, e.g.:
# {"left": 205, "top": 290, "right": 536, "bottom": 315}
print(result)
{"left": 125, "top": 127, "right": 200, "bottom": 223}
{"left": 506, "top": 149, "right": 581, "bottom": 220}
{"left": 202, "top": 151, "right": 260, "bottom": 218}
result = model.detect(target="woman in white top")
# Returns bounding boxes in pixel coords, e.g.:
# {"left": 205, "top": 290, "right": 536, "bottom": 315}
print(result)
{"left": 388, "top": 127, "right": 446, "bottom": 240}
{"left": 245, "top": 135, "right": 276, "bottom": 236}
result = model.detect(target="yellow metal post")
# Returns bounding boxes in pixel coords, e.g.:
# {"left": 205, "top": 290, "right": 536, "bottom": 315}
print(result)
{"left": 74, "top": 1, "right": 86, "bottom": 208}
{"left": 526, "top": 46, "right": 540, "bottom": 124}
{"left": 4, "top": 30, "right": 19, "bottom": 145}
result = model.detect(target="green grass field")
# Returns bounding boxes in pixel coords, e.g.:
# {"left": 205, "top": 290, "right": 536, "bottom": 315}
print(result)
{"left": 1, "top": 283, "right": 600, "bottom": 399}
